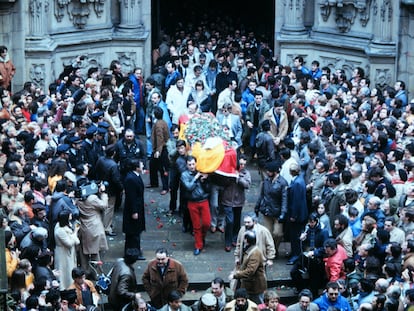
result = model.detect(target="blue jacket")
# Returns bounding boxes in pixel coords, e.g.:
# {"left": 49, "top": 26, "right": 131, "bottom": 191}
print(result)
{"left": 360, "top": 208, "right": 385, "bottom": 229}
{"left": 165, "top": 70, "right": 180, "bottom": 90}
{"left": 313, "top": 293, "right": 351, "bottom": 311}
{"left": 129, "top": 74, "right": 143, "bottom": 106}
{"left": 349, "top": 217, "right": 362, "bottom": 237}
{"left": 157, "top": 100, "right": 172, "bottom": 130}
{"left": 287, "top": 175, "right": 308, "bottom": 223}
{"left": 242, "top": 88, "right": 255, "bottom": 107}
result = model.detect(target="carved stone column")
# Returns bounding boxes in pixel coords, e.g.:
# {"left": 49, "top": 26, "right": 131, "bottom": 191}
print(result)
{"left": 372, "top": 0, "right": 393, "bottom": 43}
{"left": 281, "top": 0, "right": 307, "bottom": 35}
{"left": 29, "top": 0, "right": 49, "bottom": 37}
{"left": 117, "top": 0, "right": 144, "bottom": 34}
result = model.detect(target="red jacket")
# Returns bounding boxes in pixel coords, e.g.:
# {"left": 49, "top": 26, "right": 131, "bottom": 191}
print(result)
{"left": 324, "top": 244, "right": 348, "bottom": 281}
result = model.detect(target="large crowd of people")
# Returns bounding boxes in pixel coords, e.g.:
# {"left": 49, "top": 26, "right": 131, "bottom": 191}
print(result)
{"left": 1, "top": 14, "right": 414, "bottom": 311}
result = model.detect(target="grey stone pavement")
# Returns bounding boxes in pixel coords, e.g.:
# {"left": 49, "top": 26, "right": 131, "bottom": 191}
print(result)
{"left": 99, "top": 155, "right": 296, "bottom": 305}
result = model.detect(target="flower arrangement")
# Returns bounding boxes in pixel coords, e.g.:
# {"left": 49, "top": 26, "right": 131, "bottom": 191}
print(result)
{"left": 184, "top": 113, "right": 231, "bottom": 147}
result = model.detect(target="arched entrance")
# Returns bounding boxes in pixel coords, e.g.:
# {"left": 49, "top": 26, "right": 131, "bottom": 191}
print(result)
{"left": 151, "top": 0, "right": 275, "bottom": 61}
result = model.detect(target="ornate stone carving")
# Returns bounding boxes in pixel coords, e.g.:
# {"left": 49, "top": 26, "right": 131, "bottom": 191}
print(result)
{"left": 120, "top": 0, "right": 140, "bottom": 9}
{"left": 380, "top": 0, "right": 392, "bottom": 23}
{"left": 117, "top": 52, "right": 136, "bottom": 75}
{"left": 61, "top": 54, "right": 104, "bottom": 77}
{"left": 320, "top": 3, "right": 331, "bottom": 21}
{"left": 372, "top": 0, "right": 393, "bottom": 42}
{"left": 29, "top": 0, "right": 49, "bottom": 36}
{"left": 335, "top": 4, "right": 356, "bottom": 32}
{"left": 320, "top": 55, "right": 369, "bottom": 79}
{"left": 374, "top": 68, "right": 392, "bottom": 87}
{"left": 30, "top": 64, "right": 46, "bottom": 89}
{"left": 69, "top": 2, "right": 90, "bottom": 29}
{"left": 54, "top": 0, "right": 104, "bottom": 27}
{"left": 356, "top": 0, "right": 372, "bottom": 26}
{"left": 92, "top": 0, "right": 104, "bottom": 17}
{"left": 54, "top": 0, "right": 68, "bottom": 22}
{"left": 319, "top": 0, "right": 372, "bottom": 32}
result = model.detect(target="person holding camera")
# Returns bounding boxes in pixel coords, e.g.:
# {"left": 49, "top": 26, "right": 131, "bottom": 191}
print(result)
{"left": 77, "top": 178, "right": 109, "bottom": 276}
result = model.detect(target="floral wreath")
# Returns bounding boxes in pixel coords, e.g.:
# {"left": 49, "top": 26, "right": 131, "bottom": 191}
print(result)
{"left": 184, "top": 112, "right": 231, "bottom": 148}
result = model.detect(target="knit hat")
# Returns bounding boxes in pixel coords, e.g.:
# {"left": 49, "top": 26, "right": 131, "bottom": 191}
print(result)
{"left": 201, "top": 293, "right": 217, "bottom": 307}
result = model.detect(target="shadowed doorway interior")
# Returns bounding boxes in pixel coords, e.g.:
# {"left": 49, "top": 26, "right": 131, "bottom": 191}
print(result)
{"left": 151, "top": 0, "right": 275, "bottom": 68}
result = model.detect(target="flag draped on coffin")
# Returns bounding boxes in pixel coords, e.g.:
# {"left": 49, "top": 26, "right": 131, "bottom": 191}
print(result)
{"left": 183, "top": 113, "right": 238, "bottom": 177}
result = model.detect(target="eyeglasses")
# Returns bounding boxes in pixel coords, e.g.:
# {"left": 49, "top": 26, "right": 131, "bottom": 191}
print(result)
{"left": 328, "top": 292, "right": 339, "bottom": 296}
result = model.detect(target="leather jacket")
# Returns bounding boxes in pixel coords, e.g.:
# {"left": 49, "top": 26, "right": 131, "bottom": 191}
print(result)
{"left": 256, "top": 174, "right": 288, "bottom": 218}
{"left": 180, "top": 170, "right": 210, "bottom": 202}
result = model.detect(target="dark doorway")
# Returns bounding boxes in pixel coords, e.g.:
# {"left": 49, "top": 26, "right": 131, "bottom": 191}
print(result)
{"left": 151, "top": 0, "right": 275, "bottom": 55}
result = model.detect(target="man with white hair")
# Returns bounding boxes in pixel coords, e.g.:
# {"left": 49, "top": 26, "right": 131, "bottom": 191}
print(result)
{"left": 360, "top": 196, "right": 385, "bottom": 229}
{"left": 374, "top": 278, "right": 389, "bottom": 294}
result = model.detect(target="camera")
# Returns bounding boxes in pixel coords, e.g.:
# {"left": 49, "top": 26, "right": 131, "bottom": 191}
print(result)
{"left": 75, "top": 180, "right": 109, "bottom": 199}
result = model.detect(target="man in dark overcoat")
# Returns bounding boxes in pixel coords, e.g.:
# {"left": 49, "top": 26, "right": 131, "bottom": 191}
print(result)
{"left": 123, "top": 158, "right": 146, "bottom": 260}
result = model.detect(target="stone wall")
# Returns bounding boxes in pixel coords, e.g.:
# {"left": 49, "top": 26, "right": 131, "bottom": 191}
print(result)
{"left": 276, "top": 0, "right": 414, "bottom": 98}
{"left": 1, "top": 0, "right": 413, "bottom": 99}
{"left": 0, "top": 0, "right": 151, "bottom": 92}
{"left": 398, "top": 3, "right": 414, "bottom": 100}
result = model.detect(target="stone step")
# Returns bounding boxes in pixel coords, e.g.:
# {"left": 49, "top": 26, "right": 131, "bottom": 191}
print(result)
{"left": 97, "top": 283, "right": 298, "bottom": 311}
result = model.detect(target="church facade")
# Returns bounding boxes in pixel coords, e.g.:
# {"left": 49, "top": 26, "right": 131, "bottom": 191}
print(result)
{"left": 0, "top": 0, "right": 413, "bottom": 97}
